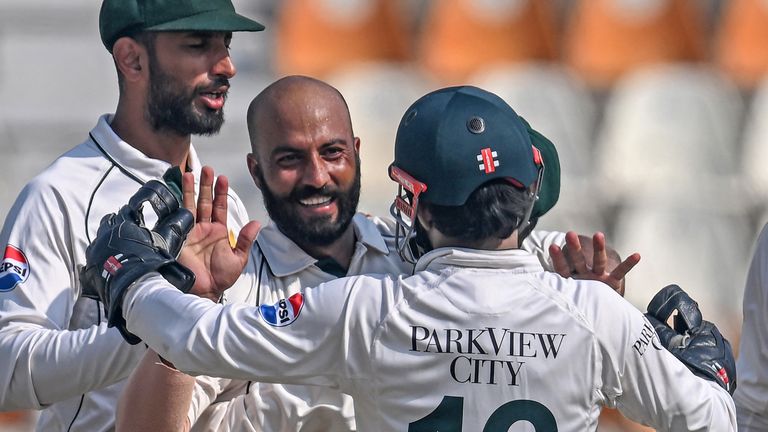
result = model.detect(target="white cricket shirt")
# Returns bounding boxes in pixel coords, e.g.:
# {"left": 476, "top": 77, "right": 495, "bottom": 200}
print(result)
{"left": 126, "top": 246, "right": 735, "bottom": 431}
{"left": 0, "top": 115, "right": 249, "bottom": 431}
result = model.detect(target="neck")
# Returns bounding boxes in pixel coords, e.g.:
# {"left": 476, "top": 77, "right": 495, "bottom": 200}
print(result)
{"left": 299, "top": 226, "right": 357, "bottom": 271}
{"left": 431, "top": 231, "right": 520, "bottom": 251}
{"left": 111, "top": 102, "right": 191, "bottom": 169}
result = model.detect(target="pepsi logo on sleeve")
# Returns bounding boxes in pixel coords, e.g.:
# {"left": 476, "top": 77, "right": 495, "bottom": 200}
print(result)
{"left": 259, "top": 293, "right": 304, "bottom": 327}
{"left": 0, "top": 245, "right": 30, "bottom": 292}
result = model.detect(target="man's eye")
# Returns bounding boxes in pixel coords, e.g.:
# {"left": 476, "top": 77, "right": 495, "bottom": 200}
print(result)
{"left": 324, "top": 148, "right": 343, "bottom": 158}
{"left": 278, "top": 155, "right": 300, "bottom": 164}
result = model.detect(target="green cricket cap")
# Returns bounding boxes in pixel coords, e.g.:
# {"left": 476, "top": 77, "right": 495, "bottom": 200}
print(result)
{"left": 99, "top": 0, "right": 266, "bottom": 53}
{"left": 519, "top": 117, "right": 561, "bottom": 218}
{"left": 392, "top": 86, "right": 540, "bottom": 206}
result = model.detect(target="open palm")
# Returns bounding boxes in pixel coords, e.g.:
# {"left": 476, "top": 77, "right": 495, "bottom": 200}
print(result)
{"left": 178, "top": 166, "right": 259, "bottom": 301}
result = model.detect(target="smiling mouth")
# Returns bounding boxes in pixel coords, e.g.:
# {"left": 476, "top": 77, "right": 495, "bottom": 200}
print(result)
{"left": 202, "top": 91, "right": 225, "bottom": 99}
{"left": 299, "top": 195, "right": 334, "bottom": 207}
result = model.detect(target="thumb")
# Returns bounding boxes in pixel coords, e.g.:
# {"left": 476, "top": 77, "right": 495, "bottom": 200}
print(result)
{"left": 234, "top": 221, "right": 260, "bottom": 260}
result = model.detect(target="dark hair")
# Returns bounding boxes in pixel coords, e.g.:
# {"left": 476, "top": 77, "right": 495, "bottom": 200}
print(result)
{"left": 422, "top": 179, "right": 534, "bottom": 243}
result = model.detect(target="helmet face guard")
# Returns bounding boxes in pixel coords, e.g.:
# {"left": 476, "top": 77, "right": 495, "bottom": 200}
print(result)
{"left": 388, "top": 165, "right": 428, "bottom": 264}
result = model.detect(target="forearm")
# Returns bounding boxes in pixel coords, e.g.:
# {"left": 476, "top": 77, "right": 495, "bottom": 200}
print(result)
{"left": 124, "top": 275, "right": 344, "bottom": 386}
{"left": 653, "top": 381, "right": 736, "bottom": 432}
{"left": 618, "top": 355, "right": 737, "bottom": 431}
{"left": 0, "top": 324, "right": 144, "bottom": 409}
{"left": 117, "top": 349, "right": 194, "bottom": 432}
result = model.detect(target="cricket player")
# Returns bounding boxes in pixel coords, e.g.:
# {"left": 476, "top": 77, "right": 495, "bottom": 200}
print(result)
{"left": 735, "top": 223, "right": 768, "bottom": 430}
{"left": 85, "top": 85, "right": 736, "bottom": 431}
{"left": 115, "top": 76, "right": 637, "bottom": 431}
{"left": 0, "top": 1, "right": 263, "bottom": 430}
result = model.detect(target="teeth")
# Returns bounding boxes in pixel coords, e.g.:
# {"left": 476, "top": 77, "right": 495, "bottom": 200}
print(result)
{"left": 299, "top": 196, "right": 333, "bottom": 206}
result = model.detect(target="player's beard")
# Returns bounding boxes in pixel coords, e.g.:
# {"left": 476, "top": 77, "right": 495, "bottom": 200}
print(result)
{"left": 258, "top": 155, "right": 361, "bottom": 247}
{"left": 145, "top": 57, "right": 227, "bottom": 136}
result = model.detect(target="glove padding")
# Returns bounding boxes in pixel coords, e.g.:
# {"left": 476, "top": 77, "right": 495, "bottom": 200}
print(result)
{"left": 645, "top": 284, "right": 736, "bottom": 395}
{"left": 80, "top": 180, "right": 195, "bottom": 344}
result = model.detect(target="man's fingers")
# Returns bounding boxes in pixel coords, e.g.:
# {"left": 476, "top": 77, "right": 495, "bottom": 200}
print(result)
{"left": 591, "top": 232, "right": 607, "bottom": 276}
{"left": 234, "top": 221, "right": 260, "bottom": 261}
{"left": 608, "top": 253, "right": 641, "bottom": 281}
{"left": 564, "top": 231, "right": 588, "bottom": 274}
{"left": 182, "top": 172, "right": 196, "bottom": 214}
{"left": 197, "top": 166, "right": 214, "bottom": 222}
{"left": 549, "top": 244, "right": 572, "bottom": 277}
{"left": 212, "top": 175, "right": 229, "bottom": 224}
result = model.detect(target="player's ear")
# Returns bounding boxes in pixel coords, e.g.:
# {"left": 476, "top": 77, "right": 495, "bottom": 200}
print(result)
{"left": 247, "top": 153, "right": 263, "bottom": 190}
{"left": 112, "top": 37, "right": 145, "bottom": 82}
{"left": 353, "top": 136, "right": 361, "bottom": 153}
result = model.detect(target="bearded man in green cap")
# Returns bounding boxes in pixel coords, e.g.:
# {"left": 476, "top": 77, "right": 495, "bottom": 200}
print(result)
{"left": 0, "top": 1, "right": 263, "bottom": 430}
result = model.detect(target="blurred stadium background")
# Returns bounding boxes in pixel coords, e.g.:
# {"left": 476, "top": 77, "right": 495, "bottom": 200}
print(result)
{"left": 1, "top": 0, "right": 766, "bottom": 430}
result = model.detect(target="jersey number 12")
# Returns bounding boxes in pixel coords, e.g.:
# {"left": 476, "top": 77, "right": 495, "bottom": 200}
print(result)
{"left": 409, "top": 395, "right": 558, "bottom": 431}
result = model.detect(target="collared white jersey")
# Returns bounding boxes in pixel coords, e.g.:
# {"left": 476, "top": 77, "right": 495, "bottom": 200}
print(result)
{"left": 0, "top": 115, "right": 249, "bottom": 431}
{"left": 187, "top": 223, "right": 565, "bottom": 431}
{"left": 127, "top": 247, "right": 735, "bottom": 432}
{"left": 735, "top": 223, "right": 768, "bottom": 431}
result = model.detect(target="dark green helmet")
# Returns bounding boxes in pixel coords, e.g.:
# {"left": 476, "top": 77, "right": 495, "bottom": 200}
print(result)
{"left": 389, "top": 86, "right": 549, "bottom": 262}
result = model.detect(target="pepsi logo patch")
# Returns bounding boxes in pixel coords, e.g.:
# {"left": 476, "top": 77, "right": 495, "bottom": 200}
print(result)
{"left": 259, "top": 293, "right": 304, "bottom": 327}
{"left": 0, "top": 245, "right": 30, "bottom": 292}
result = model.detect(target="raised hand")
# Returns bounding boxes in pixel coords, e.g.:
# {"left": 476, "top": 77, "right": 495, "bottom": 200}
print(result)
{"left": 549, "top": 231, "right": 641, "bottom": 296}
{"left": 178, "top": 166, "right": 260, "bottom": 301}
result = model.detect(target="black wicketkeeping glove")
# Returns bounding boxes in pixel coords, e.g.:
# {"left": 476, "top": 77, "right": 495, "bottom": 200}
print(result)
{"left": 80, "top": 180, "right": 195, "bottom": 344}
{"left": 645, "top": 284, "right": 736, "bottom": 395}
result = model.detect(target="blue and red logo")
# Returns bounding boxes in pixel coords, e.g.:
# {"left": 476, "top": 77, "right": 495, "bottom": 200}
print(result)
{"left": 259, "top": 293, "right": 304, "bottom": 327}
{"left": 0, "top": 245, "right": 30, "bottom": 292}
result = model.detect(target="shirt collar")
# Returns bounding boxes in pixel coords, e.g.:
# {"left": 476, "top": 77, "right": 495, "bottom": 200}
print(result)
{"left": 414, "top": 247, "right": 545, "bottom": 273}
{"left": 256, "top": 213, "right": 391, "bottom": 277}
{"left": 89, "top": 114, "right": 203, "bottom": 183}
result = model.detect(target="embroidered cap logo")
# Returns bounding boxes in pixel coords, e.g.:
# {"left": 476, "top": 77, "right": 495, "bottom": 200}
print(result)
{"left": 477, "top": 148, "right": 499, "bottom": 174}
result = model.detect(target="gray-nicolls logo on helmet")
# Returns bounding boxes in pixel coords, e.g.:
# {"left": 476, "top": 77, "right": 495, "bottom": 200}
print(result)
{"left": 388, "top": 86, "right": 545, "bottom": 264}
